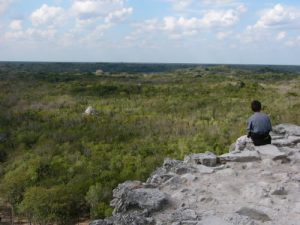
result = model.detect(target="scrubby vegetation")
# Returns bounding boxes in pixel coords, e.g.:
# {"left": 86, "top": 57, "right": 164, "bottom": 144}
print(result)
{"left": 0, "top": 63, "right": 299, "bottom": 224}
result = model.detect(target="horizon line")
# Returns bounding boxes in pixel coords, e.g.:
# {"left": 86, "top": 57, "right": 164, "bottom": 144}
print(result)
{"left": 1, "top": 60, "right": 300, "bottom": 67}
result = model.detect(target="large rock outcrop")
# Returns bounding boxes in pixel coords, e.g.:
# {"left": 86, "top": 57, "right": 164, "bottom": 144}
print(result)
{"left": 90, "top": 124, "right": 300, "bottom": 225}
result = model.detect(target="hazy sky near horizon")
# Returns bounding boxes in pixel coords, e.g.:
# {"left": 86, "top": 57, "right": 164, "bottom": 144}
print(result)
{"left": 1, "top": 0, "right": 300, "bottom": 65}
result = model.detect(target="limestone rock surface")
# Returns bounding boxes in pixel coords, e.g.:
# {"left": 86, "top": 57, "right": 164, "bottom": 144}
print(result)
{"left": 219, "top": 150, "right": 261, "bottom": 163}
{"left": 184, "top": 152, "right": 217, "bottom": 167}
{"left": 90, "top": 124, "right": 300, "bottom": 225}
{"left": 111, "top": 181, "right": 169, "bottom": 214}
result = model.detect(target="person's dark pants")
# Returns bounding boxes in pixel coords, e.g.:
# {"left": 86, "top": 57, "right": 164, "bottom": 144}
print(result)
{"left": 250, "top": 133, "right": 271, "bottom": 146}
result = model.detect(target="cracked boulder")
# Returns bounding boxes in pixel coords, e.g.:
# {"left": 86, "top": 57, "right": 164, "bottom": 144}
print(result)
{"left": 184, "top": 152, "right": 217, "bottom": 167}
{"left": 111, "top": 181, "right": 169, "bottom": 214}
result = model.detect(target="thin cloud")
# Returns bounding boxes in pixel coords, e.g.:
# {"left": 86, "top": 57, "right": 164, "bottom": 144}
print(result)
{"left": 202, "top": 0, "right": 237, "bottom": 4}
{"left": 105, "top": 7, "right": 133, "bottom": 24}
{"left": 0, "top": 0, "right": 14, "bottom": 15}
{"left": 240, "top": 4, "right": 300, "bottom": 45}
{"left": 71, "top": 0, "right": 127, "bottom": 20}
{"left": 130, "top": 4, "right": 246, "bottom": 41}
{"left": 9, "top": 20, "right": 22, "bottom": 30}
{"left": 4, "top": 0, "right": 133, "bottom": 46}
{"left": 249, "top": 4, "right": 300, "bottom": 30}
{"left": 30, "top": 4, "right": 65, "bottom": 27}
{"left": 276, "top": 31, "right": 286, "bottom": 41}
{"left": 169, "top": 0, "right": 193, "bottom": 11}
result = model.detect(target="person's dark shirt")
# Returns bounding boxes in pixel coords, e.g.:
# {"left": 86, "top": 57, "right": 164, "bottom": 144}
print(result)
{"left": 247, "top": 112, "right": 272, "bottom": 135}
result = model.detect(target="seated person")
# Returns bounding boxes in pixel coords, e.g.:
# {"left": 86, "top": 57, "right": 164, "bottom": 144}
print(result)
{"left": 247, "top": 100, "right": 272, "bottom": 146}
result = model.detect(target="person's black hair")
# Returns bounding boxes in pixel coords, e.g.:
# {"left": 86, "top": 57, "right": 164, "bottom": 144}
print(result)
{"left": 251, "top": 100, "right": 261, "bottom": 112}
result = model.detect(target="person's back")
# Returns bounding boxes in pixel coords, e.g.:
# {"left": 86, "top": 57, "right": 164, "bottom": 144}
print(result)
{"left": 247, "top": 100, "right": 272, "bottom": 146}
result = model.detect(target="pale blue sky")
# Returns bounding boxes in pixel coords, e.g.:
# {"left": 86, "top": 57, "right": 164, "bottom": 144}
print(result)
{"left": 1, "top": 0, "right": 300, "bottom": 65}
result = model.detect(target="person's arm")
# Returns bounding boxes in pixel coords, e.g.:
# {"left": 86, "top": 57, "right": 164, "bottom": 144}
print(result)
{"left": 268, "top": 116, "right": 272, "bottom": 132}
{"left": 247, "top": 118, "right": 252, "bottom": 138}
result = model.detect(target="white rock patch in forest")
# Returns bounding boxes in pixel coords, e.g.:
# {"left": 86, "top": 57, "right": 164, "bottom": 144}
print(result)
{"left": 84, "top": 106, "right": 98, "bottom": 115}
